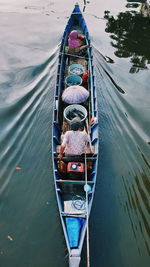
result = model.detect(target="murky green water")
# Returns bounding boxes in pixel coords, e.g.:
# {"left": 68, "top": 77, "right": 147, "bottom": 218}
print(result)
{"left": 0, "top": 0, "right": 149, "bottom": 266}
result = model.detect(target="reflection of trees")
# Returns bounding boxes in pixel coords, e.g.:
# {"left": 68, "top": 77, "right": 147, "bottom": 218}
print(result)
{"left": 127, "top": 0, "right": 146, "bottom": 2}
{"left": 105, "top": 11, "right": 150, "bottom": 73}
{"left": 126, "top": 3, "right": 140, "bottom": 8}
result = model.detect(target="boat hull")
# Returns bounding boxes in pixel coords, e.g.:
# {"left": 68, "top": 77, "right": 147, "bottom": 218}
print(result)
{"left": 52, "top": 4, "right": 99, "bottom": 266}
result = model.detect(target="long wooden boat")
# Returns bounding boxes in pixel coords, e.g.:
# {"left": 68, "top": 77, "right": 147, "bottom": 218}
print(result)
{"left": 52, "top": 3, "right": 98, "bottom": 267}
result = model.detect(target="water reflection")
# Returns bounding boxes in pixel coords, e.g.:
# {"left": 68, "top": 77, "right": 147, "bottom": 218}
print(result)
{"left": 126, "top": 3, "right": 140, "bottom": 8}
{"left": 126, "top": 0, "right": 146, "bottom": 3}
{"left": 122, "top": 171, "right": 150, "bottom": 256}
{"left": 104, "top": 6, "right": 150, "bottom": 73}
{"left": 83, "top": 0, "right": 90, "bottom": 12}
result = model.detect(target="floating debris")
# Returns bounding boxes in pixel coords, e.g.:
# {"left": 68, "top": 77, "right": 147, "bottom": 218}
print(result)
{"left": 15, "top": 167, "right": 22, "bottom": 170}
{"left": 7, "top": 235, "right": 13, "bottom": 241}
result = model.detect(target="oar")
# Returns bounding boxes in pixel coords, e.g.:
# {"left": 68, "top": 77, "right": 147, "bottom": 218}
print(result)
{"left": 84, "top": 144, "right": 90, "bottom": 267}
{"left": 59, "top": 51, "right": 89, "bottom": 60}
{"left": 85, "top": 117, "right": 93, "bottom": 154}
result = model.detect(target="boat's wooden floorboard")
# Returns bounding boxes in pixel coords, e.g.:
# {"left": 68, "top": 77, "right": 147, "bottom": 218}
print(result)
{"left": 56, "top": 179, "right": 94, "bottom": 184}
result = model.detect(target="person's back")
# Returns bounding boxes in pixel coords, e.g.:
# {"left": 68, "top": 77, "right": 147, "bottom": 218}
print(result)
{"left": 62, "top": 130, "right": 89, "bottom": 155}
{"left": 58, "top": 118, "right": 90, "bottom": 159}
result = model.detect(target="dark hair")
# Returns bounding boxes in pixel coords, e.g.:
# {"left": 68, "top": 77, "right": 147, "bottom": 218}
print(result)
{"left": 71, "top": 117, "right": 84, "bottom": 131}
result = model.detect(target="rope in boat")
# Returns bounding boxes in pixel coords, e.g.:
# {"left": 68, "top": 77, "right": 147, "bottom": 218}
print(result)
{"left": 85, "top": 145, "right": 90, "bottom": 267}
{"left": 72, "top": 195, "right": 86, "bottom": 211}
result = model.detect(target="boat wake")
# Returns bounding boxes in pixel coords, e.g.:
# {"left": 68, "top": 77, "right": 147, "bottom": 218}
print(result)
{"left": 93, "top": 45, "right": 150, "bottom": 258}
{"left": 0, "top": 47, "right": 58, "bottom": 195}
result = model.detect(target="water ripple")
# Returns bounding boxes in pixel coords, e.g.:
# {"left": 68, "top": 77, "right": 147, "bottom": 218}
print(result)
{"left": 0, "top": 48, "right": 58, "bottom": 194}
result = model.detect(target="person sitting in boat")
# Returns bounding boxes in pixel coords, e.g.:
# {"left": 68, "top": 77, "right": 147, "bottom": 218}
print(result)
{"left": 58, "top": 118, "right": 90, "bottom": 160}
{"left": 67, "top": 30, "right": 88, "bottom": 55}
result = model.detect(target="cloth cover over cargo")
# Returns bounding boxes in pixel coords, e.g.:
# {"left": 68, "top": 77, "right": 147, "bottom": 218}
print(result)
{"left": 65, "top": 217, "right": 85, "bottom": 248}
{"left": 62, "top": 85, "right": 89, "bottom": 104}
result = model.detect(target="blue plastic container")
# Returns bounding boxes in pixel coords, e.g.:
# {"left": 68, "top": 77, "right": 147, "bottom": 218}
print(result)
{"left": 68, "top": 64, "right": 84, "bottom": 76}
{"left": 65, "top": 75, "right": 82, "bottom": 86}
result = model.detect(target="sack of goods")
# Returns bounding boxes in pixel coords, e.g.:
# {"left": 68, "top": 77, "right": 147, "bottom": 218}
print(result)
{"left": 58, "top": 160, "right": 67, "bottom": 174}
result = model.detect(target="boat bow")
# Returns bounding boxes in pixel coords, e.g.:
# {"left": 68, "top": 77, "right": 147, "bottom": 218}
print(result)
{"left": 69, "top": 248, "right": 81, "bottom": 267}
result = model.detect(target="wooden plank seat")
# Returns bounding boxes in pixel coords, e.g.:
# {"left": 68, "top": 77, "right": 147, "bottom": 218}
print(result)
{"left": 54, "top": 156, "right": 97, "bottom": 163}
{"left": 56, "top": 180, "right": 94, "bottom": 184}
{"left": 61, "top": 212, "right": 86, "bottom": 218}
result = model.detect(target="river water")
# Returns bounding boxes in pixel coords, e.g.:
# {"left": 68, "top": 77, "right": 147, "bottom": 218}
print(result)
{"left": 0, "top": 0, "right": 149, "bottom": 266}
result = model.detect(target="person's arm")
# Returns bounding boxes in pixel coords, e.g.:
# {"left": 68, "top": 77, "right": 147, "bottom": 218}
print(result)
{"left": 58, "top": 132, "right": 68, "bottom": 159}
{"left": 58, "top": 145, "right": 65, "bottom": 160}
{"left": 84, "top": 131, "right": 92, "bottom": 153}
{"left": 79, "top": 45, "right": 88, "bottom": 50}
